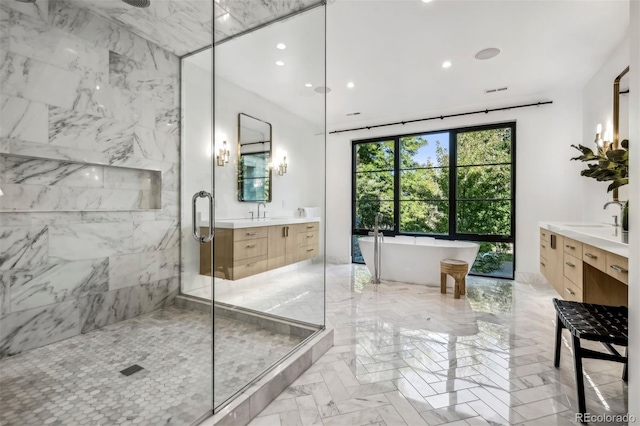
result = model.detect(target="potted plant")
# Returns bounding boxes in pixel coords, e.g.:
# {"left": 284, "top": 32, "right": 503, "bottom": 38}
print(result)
{"left": 571, "top": 139, "right": 629, "bottom": 231}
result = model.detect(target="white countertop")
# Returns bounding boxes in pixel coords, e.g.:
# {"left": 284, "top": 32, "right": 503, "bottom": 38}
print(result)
{"left": 201, "top": 216, "right": 320, "bottom": 229}
{"left": 539, "top": 221, "right": 629, "bottom": 258}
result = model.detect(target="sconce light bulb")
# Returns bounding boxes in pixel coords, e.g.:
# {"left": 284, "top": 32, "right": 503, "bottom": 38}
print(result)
{"left": 596, "top": 123, "right": 602, "bottom": 134}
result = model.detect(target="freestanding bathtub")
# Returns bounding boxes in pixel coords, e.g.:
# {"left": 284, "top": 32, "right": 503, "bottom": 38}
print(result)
{"left": 358, "top": 236, "right": 479, "bottom": 286}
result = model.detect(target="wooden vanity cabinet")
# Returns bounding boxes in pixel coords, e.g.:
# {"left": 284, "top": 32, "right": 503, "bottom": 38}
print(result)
{"left": 539, "top": 227, "right": 628, "bottom": 306}
{"left": 201, "top": 221, "right": 320, "bottom": 280}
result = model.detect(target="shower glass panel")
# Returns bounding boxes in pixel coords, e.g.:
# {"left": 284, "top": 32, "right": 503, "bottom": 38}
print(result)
{"left": 0, "top": 0, "right": 213, "bottom": 424}
{"left": 177, "top": 1, "right": 326, "bottom": 411}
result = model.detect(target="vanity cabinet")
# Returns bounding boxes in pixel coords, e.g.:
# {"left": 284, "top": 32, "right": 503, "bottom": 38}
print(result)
{"left": 539, "top": 226, "right": 628, "bottom": 306}
{"left": 268, "top": 225, "right": 299, "bottom": 269}
{"left": 201, "top": 221, "right": 320, "bottom": 280}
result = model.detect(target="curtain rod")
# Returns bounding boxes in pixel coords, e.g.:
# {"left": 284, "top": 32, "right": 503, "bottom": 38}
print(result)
{"left": 328, "top": 100, "right": 553, "bottom": 135}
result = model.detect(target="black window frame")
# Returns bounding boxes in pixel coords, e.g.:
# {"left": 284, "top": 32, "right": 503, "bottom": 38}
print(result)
{"left": 351, "top": 121, "right": 516, "bottom": 280}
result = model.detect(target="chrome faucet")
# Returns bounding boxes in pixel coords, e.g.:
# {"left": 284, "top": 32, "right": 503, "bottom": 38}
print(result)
{"left": 603, "top": 200, "right": 624, "bottom": 226}
{"left": 257, "top": 202, "right": 266, "bottom": 219}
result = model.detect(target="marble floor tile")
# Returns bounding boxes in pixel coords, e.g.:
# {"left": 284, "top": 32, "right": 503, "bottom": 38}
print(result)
{"left": 251, "top": 264, "right": 628, "bottom": 426}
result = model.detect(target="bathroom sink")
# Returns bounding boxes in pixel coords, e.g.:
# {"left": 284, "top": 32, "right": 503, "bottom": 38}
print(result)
{"left": 562, "top": 224, "right": 611, "bottom": 228}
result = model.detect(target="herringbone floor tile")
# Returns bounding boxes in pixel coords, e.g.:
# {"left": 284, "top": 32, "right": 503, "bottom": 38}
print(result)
{"left": 251, "top": 264, "right": 629, "bottom": 426}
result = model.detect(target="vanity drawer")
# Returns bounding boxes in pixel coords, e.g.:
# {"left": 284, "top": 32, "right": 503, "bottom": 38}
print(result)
{"left": 582, "top": 244, "right": 606, "bottom": 272}
{"left": 563, "top": 253, "right": 583, "bottom": 288}
{"left": 298, "top": 231, "right": 319, "bottom": 247}
{"left": 233, "top": 255, "right": 268, "bottom": 280}
{"left": 563, "top": 238, "right": 582, "bottom": 258}
{"left": 299, "top": 245, "right": 318, "bottom": 261}
{"left": 540, "top": 228, "right": 550, "bottom": 243}
{"left": 234, "top": 238, "right": 268, "bottom": 260}
{"left": 563, "top": 277, "right": 583, "bottom": 302}
{"left": 234, "top": 227, "right": 268, "bottom": 242}
{"left": 301, "top": 222, "right": 319, "bottom": 232}
{"left": 540, "top": 241, "right": 549, "bottom": 261}
{"left": 606, "top": 252, "right": 629, "bottom": 285}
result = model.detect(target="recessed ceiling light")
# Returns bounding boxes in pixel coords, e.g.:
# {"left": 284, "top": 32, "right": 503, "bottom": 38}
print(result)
{"left": 475, "top": 47, "right": 501, "bottom": 60}
{"left": 422, "top": 0, "right": 433, "bottom": 3}
{"left": 442, "top": 61, "right": 452, "bottom": 68}
{"left": 347, "top": 82, "right": 355, "bottom": 88}
{"left": 305, "top": 83, "right": 313, "bottom": 88}
{"left": 276, "top": 43, "right": 286, "bottom": 50}
{"left": 275, "top": 61, "right": 285, "bottom": 66}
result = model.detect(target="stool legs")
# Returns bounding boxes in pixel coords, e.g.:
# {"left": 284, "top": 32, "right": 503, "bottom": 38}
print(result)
{"left": 440, "top": 272, "right": 446, "bottom": 294}
{"left": 454, "top": 276, "right": 461, "bottom": 299}
{"left": 623, "top": 348, "right": 628, "bottom": 382}
{"left": 461, "top": 276, "right": 466, "bottom": 295}
{"left": 554, "top": 315, "right": 563, "bottom": 368}
{"left": 571, "top": 335, "right": 587, "bottom": 422}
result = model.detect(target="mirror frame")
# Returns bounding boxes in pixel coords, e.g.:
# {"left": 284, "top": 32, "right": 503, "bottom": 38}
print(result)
{"left": 237, "top": 113, "right": 273, "bottom": 202}
{"left": 612, "top": 66, "right": 629, "bottom": 201}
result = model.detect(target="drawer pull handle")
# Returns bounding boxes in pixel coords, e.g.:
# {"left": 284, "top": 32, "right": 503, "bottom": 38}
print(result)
{"left": 610, "top": 265, "right": 628, "bottom": 274}
{"left": 541, "top": 232, "right": 546, "bottom": 236}
{"left": 246, "top": 244, "right": 257, "bottom": 248}
{"left": 246, "top": 232, "right": 257, "bottom": 236}
{"left": 565, "top": 244, "right": 575, "bottom": 249}
{"left": 565, "top": 287, "right": 575, "bottom": 296}
{"left": 307, "top": 234, "right": 314, "bottom": 238}
{"left": 565, "top": 262, "right": 575, "bottom": 268}
{"left": 540, "top": 262, "right": 546, "bottom": 267}
{"left": 306, "top": 248, "right": 314, "bottom": 252}
{"left": 307, "top": 225, "right": 314, "bottom": 229}
{"left": 584, "top": 253, "right": 597, "bottom": 259}
{"left": 246, "top": 263, "right": 255, "bottom": 267}
{"left": 541, "top": 244, "right": 546, "bottom": 249}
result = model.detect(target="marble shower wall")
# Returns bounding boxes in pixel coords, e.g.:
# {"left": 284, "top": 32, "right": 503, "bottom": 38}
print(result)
{"left": 0, "top": 0, "right": 182, "bottom": 358}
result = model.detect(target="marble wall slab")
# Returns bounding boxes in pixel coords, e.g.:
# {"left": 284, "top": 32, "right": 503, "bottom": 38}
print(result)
{"left": 9, "top": 258, "right": 109, "bottom": 311}
{"left": 0, "top": 299, "right": 80, "bottom": 358}
{"left": 0, "top": 0, "right": 181, "bottom": 358}
{"left": 0, "top": 155, "right": 162, "bottom": 211}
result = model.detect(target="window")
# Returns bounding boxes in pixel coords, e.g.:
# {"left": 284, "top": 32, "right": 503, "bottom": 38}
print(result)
{"left": 352, "top": 122, "right": 515, "bottom": 279}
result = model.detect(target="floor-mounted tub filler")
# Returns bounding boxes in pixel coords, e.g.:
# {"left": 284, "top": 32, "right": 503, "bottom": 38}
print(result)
{"left": 358, "top": 236, "right": 480, "bottom": 286}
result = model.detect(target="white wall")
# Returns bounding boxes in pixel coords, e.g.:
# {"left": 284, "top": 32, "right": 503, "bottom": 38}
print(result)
{"left": 213, "top": 76, "right": 325, "bottom": 222}
{"left": 581, "top": 35, "right": 630, "bottom": 223}
{"left": 627, "top": 0, "right": 639, "bottom": 418}
{"left": 326, "top": 90, "right": 585, "bottom": 276}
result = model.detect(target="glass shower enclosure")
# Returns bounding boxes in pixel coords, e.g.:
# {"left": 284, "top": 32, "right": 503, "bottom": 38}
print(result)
{"left": 0, "top": 0, "right": 325, "bottom": 424}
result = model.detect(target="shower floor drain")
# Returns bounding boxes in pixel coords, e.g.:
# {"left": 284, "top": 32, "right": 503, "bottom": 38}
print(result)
{"left": 120, "top": 364, "right": 144, "bottom": 376}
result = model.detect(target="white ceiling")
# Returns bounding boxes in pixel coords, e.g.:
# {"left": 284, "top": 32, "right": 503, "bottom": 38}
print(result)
{"left": 214, "top": 0, "right": 629, "bottom": 128}
{"left": 71, "top": 0, "right": 629, "bottom": 128}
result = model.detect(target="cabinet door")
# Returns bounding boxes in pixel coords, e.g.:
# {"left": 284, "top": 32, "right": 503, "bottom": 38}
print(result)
{"left": 285, "top": 225, "right": 299, "bottom": 265}
{"left": 543, "top": 231, "right": 564, "bottom": 296}
{"left": 268, "top": 226, "right": 287, "bottom": 269}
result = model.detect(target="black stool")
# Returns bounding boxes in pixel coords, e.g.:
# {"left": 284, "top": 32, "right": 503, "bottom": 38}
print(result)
{"left": 553, "top": 298, "right": 628, "bottom": 423}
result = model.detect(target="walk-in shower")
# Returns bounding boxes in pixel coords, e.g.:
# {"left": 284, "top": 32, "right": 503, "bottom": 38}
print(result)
{"left": 0, "top": 0, "right": 327, "bottom": 424}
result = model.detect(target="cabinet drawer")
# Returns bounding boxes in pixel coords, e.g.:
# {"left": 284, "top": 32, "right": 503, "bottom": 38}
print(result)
{"left": 233, "top": 238, "right": 268, "bottom": 260}
{"left": 233, "top": 255, "right": 268, "bottom": 280}
{"left": 563, "top": 277, "right": 583, "bottom": 302}
{"left": 301, "top": 222, "right": 319, "bottom": 232}
{"left": 563, "top": 253, "right": 583, "bottom": 288}
{"left": 300, "top": 245, "right": 318, "bottom": 261}
{"left": 540, "top": 228, "right": 550, "bottom": 243}
{"left": 606, "top": 252, "right": 629, "bottom": 285}
{"left": 540, "top": 241, "right": 549, "bottom": 261}
{"left": 234, "top": 227, "right": 268, "bottom": 242}
{"left": 582, "top": 244, "right": 606, "bottom": 272}
{"left": 540, "top": 258, "right": 549, "bottom": 280}
{"left": 563, "top": 238, "right": 582, "bottom": 258}
{"left": 298, "top": 231, "right": 319, "bottom": 247}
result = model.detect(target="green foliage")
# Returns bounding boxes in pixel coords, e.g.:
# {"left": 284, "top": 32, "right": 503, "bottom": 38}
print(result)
{"left": 571, "top": 139, "right": 629, "bottom": 192}
{"left": 355, "top": 128, "right": 513, "bottom": 242}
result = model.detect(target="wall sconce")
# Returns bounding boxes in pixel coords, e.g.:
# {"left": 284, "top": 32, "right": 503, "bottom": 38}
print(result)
{"left": 594, "top": 122, "right": 613, "bottom": 155}
{"left": 216, "top": 140, "right": 230, "bottom": 166}
{"left": 272, "top": 150, "right": 287, "bottom": 176}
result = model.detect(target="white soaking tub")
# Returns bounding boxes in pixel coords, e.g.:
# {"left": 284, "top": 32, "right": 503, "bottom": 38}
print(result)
{"left": 358, "top": 236, "right": 479, "bottom": 286}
